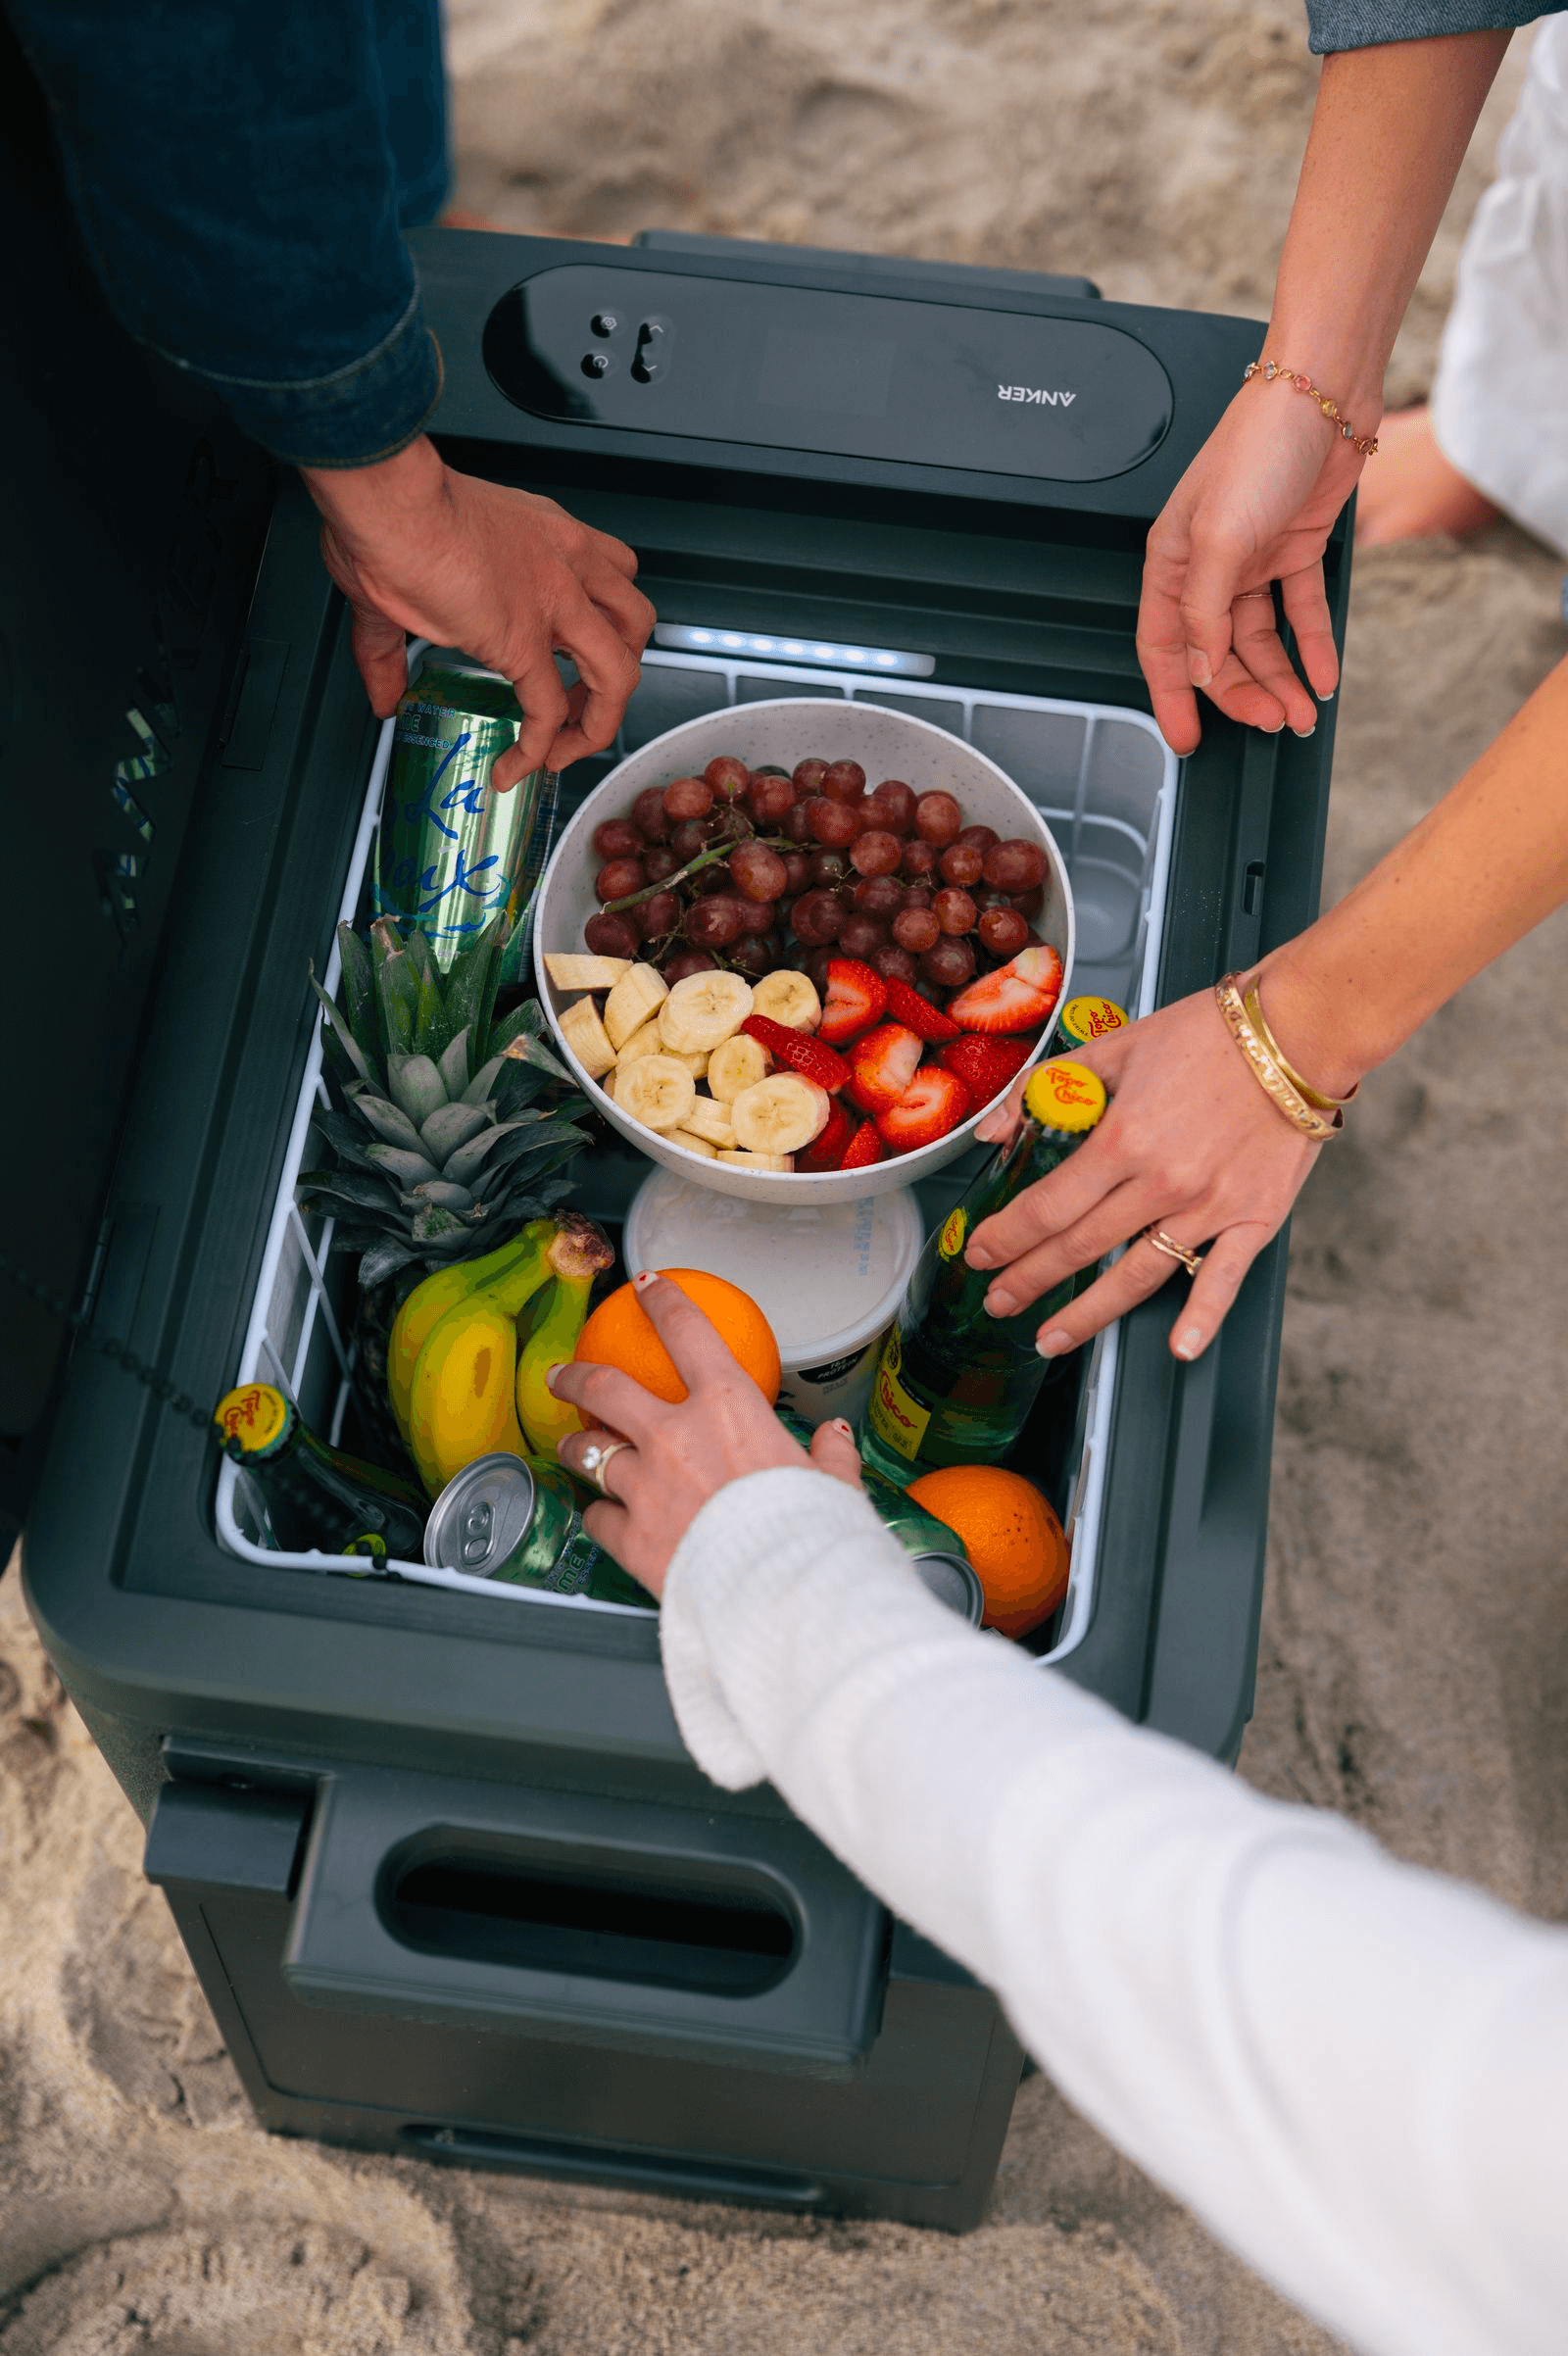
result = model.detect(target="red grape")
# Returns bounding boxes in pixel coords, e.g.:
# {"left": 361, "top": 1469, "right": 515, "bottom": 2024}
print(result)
{"left": 914, "top": 791, "right": 962, "bottom": 845}
{"left": 593, "top": 817, "right": 643, "bottom": 860}
{"left": 789, "top": 889, "right": 844, "bottom": 946}
{"left": 822, "top": 759, "right": 867, "bottom": 803}
{"left": 781, "top": 801, "right": 814, "bottom": 845}
{"left": 704, "top": 755, "right": 751, "bottom": 801}
{"left": 922, "top": 936, "right": 976, "bottom": 988}
{"left": 690, "top": 859, "right": 733, "bottom": 895}
{"left": 709, "top": 803, "right": 755, "bottom": 845}
{"left": 1009, "top": 883, "right": 1046, "bottom": 920}
{"left": 809, "top": 848, "right": 852, "bottom": 887}
{"left": 901, "top": 839, "right": 938, "bottom": 880}
{"left": 729, "top": 841, "right": 788, "bottom": 903}
{"left": 747, "top": 772, "right": 795, "bottom": 826}
{"left": 805, "top": 946, "right": 838, "bottom": 992}
{"left": 978, "top": 905, "right": 1030, "bottom": 957}
{"left": 663, "top": 774, "right": 714, "bottom": 821}
{"left": 664, "top": 947, "right": 718, "bottom": 983}
{"left": 729, "top": 931, "right": 782, "bottom": 977}
{"left": 956, "top": 823, "right": 999, "bottom": 856}
{"left": 983, "top": 838, "right": 1049, "bottom": 891}
{"left": 867, "top": 779, "right": 916, "bottom": 831}
{"left": 871, "top": 943, "right": 918, "bottom": 984}
{"left": 686, "top": 895, "right": 746, "bottom": 948}
{"left": 850, "top": 828, "right": 903, "bottom": 878}
{"left": 792, "top": 758, "right": 829, "bottom": 795}
{"left": 839, "top": 912, "right": 889, "bottom": 959}
{"left": 933, "top": 887, "right": 979, "bottom": 935}
{"left": 632, "top": 786, "right": 672, "bottom": 842}
{"left": 641, "top": 844, "right": 679, "bottom": 884}
{"left": 736, "top": 897, "right": 777, "bottom": 936}
{"left": 893, "top": 906, "right": 940, "bottom": 954}
{"left": 596, "top": 857, "right": 645, "bottom": 903}
{"left": 807, "top": 798, "right": 858, "bottom": 848}
{"left": 901, "top": 883, "right": 934, "bottom": 910}
{"left": 637, "top": 890, "right": 682, "bottom": 941}
{"left": 670, "top": 817, "right": 708, "bottom": 862}
{"left": 852, "top": 875, "right": 904, "bottom": 919}
{"left": 940, "top": 842, "right": 984, "bottom": 887}
{"left": 583, "top": 910, "right": 640, "bottom": 959}
{"left": 781, "top": 849, "right": 812, "bottom": 894}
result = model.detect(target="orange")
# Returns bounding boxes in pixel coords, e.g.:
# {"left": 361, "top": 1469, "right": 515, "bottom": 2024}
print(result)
{"left": 905, "top": 1464, "right": 1069, "bottom": 1638}
{"left": 573, "top": 1268, "right": 782, "bottom": 1405}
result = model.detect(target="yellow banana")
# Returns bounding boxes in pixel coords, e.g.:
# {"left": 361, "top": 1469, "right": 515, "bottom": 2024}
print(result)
{"left": 515, "top": 1215, "right": 614, "bottom": 1458}
{"left": 388, "top": 1217, "right": 558, "bottom": 1441}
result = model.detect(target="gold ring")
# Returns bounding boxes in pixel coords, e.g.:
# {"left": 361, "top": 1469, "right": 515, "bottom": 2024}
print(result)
{"left": 1144, "top": 1226, "right": 1204, "bottom": 1277}
{"left": 578, "top": 1437, "right": 631, "bottom": 1496}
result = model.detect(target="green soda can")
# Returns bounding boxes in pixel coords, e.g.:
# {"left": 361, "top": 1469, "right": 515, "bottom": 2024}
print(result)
{"left": 374, "top": 663, "right": 553, "bottom": 982}
{"left": 773, "top": 1408, "right": 985, "bottom": 1624}
{"left": 861, "top": 1060, "right": 1108, "bottom": 1487}
{"left": 422, "top": 1450, "right": 653, "bottom": 1609}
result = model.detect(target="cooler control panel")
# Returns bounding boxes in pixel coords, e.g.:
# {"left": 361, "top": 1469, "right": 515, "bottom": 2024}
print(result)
{"left": 483, "top": 266, "right": 1173, "bottom": 483}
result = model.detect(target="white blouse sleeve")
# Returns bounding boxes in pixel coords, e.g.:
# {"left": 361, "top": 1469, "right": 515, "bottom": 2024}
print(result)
{"left": 661, "top": 1465, "right": 1568, "bottom": 2356}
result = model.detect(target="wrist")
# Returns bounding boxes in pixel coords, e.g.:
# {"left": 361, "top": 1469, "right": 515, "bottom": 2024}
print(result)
{"left": 1256, "top": 326, "right": 1385, "bottom": 442}
{"left": 1251, "top": 950, "right": 1377, "bottom": 1104}
{"left": 300, "top": 435, "right": 448, "bottom": 547}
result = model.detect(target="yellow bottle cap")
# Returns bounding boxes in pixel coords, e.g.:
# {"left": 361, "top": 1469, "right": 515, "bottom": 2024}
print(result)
{"left": 1057, "top": 994, "right": 1129, "bottom": 1047}
{"left": 214, "top": 1382, "right": 293, "bottom": 1458}
{"left": 1024, "top": 1060, "right": 1107, "bottom": 1133}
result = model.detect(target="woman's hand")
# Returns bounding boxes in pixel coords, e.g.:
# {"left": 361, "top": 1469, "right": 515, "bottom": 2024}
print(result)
{"left": 1138, "top": 382, "right": 1369, "bottom": 756}
{"left": 545, "top": 1273, "right": 863, "bottom": 1598}
{"left": 964, "top": 993, "right": 1324, "bottom": 1363}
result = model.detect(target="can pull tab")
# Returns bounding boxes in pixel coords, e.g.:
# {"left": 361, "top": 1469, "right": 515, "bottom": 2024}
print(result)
{"left": 460, "top": 1498, "right": 494, "bottom": 1567}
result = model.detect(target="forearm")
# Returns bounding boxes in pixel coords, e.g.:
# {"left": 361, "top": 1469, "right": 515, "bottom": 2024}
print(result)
{"left": 1268, "top": 32, "right": 1512, "bottom": 417}
{"left": 1262, "top": 651, "right": 1568, "bottom": 1094}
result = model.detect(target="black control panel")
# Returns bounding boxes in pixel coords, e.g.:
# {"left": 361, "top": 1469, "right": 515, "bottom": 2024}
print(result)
{"left": 483, "top": 265, "right": 1174, "bottom": 483}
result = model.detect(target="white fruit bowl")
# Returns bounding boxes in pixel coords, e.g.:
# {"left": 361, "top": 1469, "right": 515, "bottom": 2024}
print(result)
{"left": 533, "top": 698, "right": 1075, "bottom": 1204}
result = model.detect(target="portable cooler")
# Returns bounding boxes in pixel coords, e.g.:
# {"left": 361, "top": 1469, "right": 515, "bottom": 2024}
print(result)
{"left": 10, "top": 54, "right": 1351, "bottom": 2233}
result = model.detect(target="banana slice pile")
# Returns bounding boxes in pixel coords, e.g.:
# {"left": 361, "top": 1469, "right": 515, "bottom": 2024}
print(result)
{"left": 545, "top": 955, "right": 828, "bottom": 1172}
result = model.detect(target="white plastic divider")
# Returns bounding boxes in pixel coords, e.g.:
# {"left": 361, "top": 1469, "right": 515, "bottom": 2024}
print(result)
{"left": 215, "top": 648, "right": 1180, "bottom": 1657}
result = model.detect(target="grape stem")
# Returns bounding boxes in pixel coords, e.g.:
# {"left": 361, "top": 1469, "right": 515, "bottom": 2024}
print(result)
{"left": 603, "top": 835, "right": 794, "bottom": 912}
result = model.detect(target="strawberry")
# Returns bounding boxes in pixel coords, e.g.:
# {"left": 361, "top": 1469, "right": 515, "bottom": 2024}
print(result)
{"left": 797, "top": 1096, "right": 856, "bottom": 1170}
{"left": 875, "top": 1066, "right": 972, "bottom": 1153}
{"left": 948, "top": 944, "right": 1065, "bottom": 1035}
{"left": 741, "top": 1013, "right": 850, "bottom": 1093}
{"left": 881, "top": 976, "right": 961, "bottom": 1043}
{"left": 839, "top": 1119, "right": 886, "bottom": 1170}
{"left": 938, "top": 1034, "right": 1035, "bottom": 1104}
{"left": 846, "top": 1023, "right": 924, "bottom": 1115}
{"left": 817, "top": 957, "right": 889, "bottom": 1046}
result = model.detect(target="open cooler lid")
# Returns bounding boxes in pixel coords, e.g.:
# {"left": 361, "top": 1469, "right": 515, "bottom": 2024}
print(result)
{"left": 0, "top": 31, "right": 271, "bottom": 1546}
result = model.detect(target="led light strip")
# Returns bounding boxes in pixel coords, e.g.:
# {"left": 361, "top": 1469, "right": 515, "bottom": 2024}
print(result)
{"left": 653, "top": 622, "right": 935, "bottom": 677}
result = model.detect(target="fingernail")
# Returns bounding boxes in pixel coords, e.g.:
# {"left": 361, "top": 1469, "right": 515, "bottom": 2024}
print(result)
{"left": 985, "top": 1289, "right": 1017, "bottom": 1318}
{"left": 1174, "top": 1326, "right": 1204, "bottom": 1360}
{"left": 1262, "top": 719, "right": 1284, "bottom": 735}
{"left": 632, "top": 1269, "right": 656, "bottom": 1288}
{"left": 1316, "top": 687, "right": 1336, "bottom": 703}
{"left": 1188, "top": 657, "right": 1211, "bottom": 689}
{"left": 1291, "top": 724, "right": 1316, "bottom": 739}
{"left": 965, "top": 1245, "right": 996, "bottom": 1268}
{"left": 545, "top": 1361, "right": 567, "bottom": 1391}
{"left": 831, "top": 1419, "right": 854, "bottom": 1437}
{"left": 1036, "top": 1329, "right": 1072, "bottom": 1358}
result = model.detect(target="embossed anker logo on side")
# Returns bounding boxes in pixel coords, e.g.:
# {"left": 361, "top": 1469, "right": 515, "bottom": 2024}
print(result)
{"left": 997, "top": 385, "right": 1078, "bottom": 405}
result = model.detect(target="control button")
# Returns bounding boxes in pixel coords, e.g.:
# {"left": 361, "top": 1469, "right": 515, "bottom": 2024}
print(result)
{"left": 631, "top": 316, "right": 672, "bottom": 385}
{"left": 581, "top": 350, "right": 612, "bottom": 379}
{"left": 591, "top": 312, "right": 618, "bottom": 337}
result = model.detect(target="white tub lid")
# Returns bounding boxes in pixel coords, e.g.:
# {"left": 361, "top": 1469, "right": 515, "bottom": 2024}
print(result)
{"left": 624, "top": 1169, "right": 923, "bottom": 1363}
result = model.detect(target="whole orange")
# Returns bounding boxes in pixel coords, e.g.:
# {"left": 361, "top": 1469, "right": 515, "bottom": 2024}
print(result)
{"left": 574, "top": 1268, "right": 782, "bottom": 1405}
{"left": 905, "top": 1464, "right": 1069, "bottom": 1638}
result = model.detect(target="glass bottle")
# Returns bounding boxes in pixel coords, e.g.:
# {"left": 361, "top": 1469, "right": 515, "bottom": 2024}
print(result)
{"left": 216, "top": 1382, "right": 427, "bottom": 1563}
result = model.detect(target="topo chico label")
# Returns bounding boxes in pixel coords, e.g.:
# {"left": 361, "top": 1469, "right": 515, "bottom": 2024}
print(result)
{"left": 867, "top": 1324, "right": 931, "bottom": 1464}
{"left": 938, "top": 1207, "right": 968, "bottom": 1261}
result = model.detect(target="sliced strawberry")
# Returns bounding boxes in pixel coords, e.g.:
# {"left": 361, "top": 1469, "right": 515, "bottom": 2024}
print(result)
{"left": 948, "top": 944, "right": 1064, "bottom": 1035}
{"left": 840, "top": 1119, "right": 886, "bottom": 1171}
{"left": 846, "top": 1022, "right": 924, "bottom": 1115}
{"left": 938, "top": 1034, "right": 1035, "bottom": 1104}
{"left": 741, "top": 1013, "right": 850, "bottom": 1093}
{"left": 875, "top": 1066, "right": 972, "bottom": 1153}
{"left": 817, "top": 957, "right": 889, "bottom": 1046}
{"left": 881, "top": 976, "right": 961, "bottom": 1043}
{"left": 797, "top": 1096, "right": 856, "bottom": 1170}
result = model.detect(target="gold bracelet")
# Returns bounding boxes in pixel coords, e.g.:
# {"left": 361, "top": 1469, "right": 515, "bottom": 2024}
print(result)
{"left": 1243, "top": 977, "right": 1358, "bottom": 1113}
{"left": 1214, "top": 975, "right": 1343, "bottom": 1143}
{"left": 1243, "top": 359, "right": 1379, "bottom": 459}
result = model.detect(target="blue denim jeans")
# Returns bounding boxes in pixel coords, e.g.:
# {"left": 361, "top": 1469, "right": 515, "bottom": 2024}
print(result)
{"left": 6, "top": 0, "right": 449, "bottom": 466}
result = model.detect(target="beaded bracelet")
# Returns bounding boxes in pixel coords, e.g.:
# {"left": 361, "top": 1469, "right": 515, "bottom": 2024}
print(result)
{"left": 1243, "top": 358, "right": 1379, "bottom": 458}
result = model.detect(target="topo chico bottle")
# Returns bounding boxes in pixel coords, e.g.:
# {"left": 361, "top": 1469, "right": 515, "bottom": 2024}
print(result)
{"left": 216, "top": 1383, "right": 428, "bottom": 1563}
{"left": 860, "top": 1060, "right": 1108, "bottom": 1487}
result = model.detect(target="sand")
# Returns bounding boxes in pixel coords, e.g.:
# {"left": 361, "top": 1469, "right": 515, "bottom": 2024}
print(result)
{"left": 4, "top": 5, "right": 1566, "bottom": 2348}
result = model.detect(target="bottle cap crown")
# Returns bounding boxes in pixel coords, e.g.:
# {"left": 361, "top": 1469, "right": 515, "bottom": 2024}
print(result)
{"left": 1024, "top": 1059, "right": 1107, "bottom": 1133}
{"left": 1057, "top": 994, "right": 1129, "bottom": 1047}
{"left": 214, "top": 1383, "right": 294, "bottom": 1458}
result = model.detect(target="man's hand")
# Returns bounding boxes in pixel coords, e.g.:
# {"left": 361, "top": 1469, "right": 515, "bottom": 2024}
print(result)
{"left": 302, "top": 436, "right": 655, "bottom": 780}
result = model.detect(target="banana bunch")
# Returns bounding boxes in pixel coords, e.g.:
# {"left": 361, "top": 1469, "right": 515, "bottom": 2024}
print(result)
{"left": 391, "top": 1212, "right": 613, "bottom": 1499}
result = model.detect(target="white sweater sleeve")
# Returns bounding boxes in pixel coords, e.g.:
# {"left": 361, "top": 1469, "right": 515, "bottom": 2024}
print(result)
{"left": 661, "top": 1466, "right": 1568, "bottom": 2356}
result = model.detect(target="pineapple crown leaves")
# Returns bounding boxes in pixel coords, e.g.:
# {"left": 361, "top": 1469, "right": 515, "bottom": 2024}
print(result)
{"left": 300, "top": 913, "right": 594, "bottom": 1288}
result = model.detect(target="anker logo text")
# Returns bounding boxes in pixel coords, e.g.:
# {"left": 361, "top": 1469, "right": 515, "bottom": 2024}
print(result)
{"left": 997, "top": 384, "right": 1077, "bottom": 406}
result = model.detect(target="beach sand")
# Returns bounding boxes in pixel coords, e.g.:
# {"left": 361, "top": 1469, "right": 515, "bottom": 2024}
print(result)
{"left": 4, "top": 5, "right": 1566, "bottom": 2347}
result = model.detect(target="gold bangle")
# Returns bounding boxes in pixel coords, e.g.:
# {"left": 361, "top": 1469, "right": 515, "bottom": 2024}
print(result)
{"left": 1243, "top": 977, "right": 1358, "bottom": 1113}
{"left": 1214, "top": 975, "right": 1343, "bottom": 1143}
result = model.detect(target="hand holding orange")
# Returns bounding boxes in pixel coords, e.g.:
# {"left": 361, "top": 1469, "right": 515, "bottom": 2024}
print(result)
{"left": 573, "top": 1268, "right": 782, "bottom": 1405}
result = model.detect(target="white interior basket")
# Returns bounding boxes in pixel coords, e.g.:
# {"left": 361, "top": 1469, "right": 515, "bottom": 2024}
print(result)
{"left": 216, "top": 644, "right": 1180, "bottom": 1659}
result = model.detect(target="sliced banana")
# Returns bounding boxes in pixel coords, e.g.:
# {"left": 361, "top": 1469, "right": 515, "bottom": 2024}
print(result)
{"left": 729, "top": 1072, "right": 831, "bottom": 1155}
{"left": 659, "top": 969, "right": 754, "bottom": 1055}
{"left": 671, "top": 1131, "right": 718, "bottom": 1159}
{"left": 679, "top": 1097, "right": 738, "bottom": 1149}
{"left": 544, "top": 952, "right": 632, "bottom": 991}
{"left": 604, "top": 962, "right": 669, "bottom": 1052}
{"left": 750, "top": 969, "right": 821, "bottom": 1031}
{"left": 718, "top": 1148, "right": 794, "bottom": 1171}
{"left": 615, "top": 1020, "right": 663, "bottom": 1069}
{"left": 615, "top": 1054, "right": 698, "bottom": 1133}
{"left": 707, "top": 1031, "right": 771, "bottom": 1104}
{"left": 558, "top": 995, "right": 616, "bottom": 1080}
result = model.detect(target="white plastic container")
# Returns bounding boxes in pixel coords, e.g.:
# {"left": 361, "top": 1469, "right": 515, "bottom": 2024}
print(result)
{"left": 624, "top": 1168, "right": 923, "bottom": 1429}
